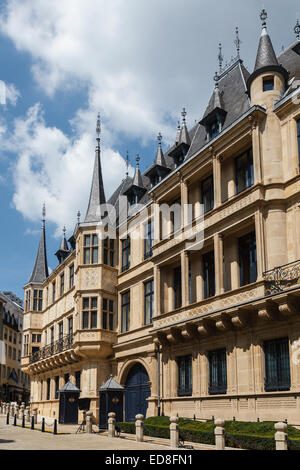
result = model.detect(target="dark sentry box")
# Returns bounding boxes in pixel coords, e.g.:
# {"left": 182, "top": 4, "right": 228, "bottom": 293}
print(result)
{"left": 97, "top": 375, "right": 125, "bottom": 430}
{"left": 58, "top": 381, "right": 80, "bottom": 424}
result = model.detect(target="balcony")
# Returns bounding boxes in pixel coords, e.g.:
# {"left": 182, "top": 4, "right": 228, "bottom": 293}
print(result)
{"left": 264, "top": 259, "right": 300, "bottom": 296}
{"left": 30, "top": 333, "right": 73, "bottom": 364}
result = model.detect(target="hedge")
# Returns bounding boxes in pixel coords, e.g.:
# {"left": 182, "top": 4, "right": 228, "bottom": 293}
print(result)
{"left": 116, "top": 417, "right": 300, "bottom": 451}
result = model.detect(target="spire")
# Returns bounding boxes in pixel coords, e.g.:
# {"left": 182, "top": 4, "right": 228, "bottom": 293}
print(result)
{"left": 218, "top": 43, "right": 224, "bottom": 75}
{"left": 29, "top": 205, "right": 49, "bottom": 284}
{"left": 295, "top": 19, "right": 300, "bottom": 41}
{"left": 254, "top": 9, "right": 279, "bottom": 72}
{"left": 55, "top": 226, "right": 70, "bottom": 264}
{"left": 125, "top": 151, "right": 130, "bottom": 178}
{"left": 85, "top": 113, "right": 106, "bottom": 223}
{"left": 175, "top": 121, "right": 181, "bottom": 145}
{"left": 180, "top": 108, "right": 191, "bottom": 146}
{"left": 155, "top": 133, "right": 167, "bottom": 167}
{"left": 132, "top": 154, "right": 145, "bottom": 188}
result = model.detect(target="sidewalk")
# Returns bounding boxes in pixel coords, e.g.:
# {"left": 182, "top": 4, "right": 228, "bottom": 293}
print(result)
{"left": 0, "top": 415, "right": 219, "bottom": 451}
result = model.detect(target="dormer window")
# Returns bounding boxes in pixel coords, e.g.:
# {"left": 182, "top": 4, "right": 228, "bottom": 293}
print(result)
{"left": 263, "top": 76, "right": 274, "bottom": 91}
{"left": 208, "top": 120, "right": 221, "bottom": 140}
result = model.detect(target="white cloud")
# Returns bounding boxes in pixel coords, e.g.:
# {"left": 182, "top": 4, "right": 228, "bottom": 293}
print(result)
{"left": 0, "top": 0, "right": 298, "bottom": 232}
{"left": 0, "top": 80, "right": 20, "bottom": 106}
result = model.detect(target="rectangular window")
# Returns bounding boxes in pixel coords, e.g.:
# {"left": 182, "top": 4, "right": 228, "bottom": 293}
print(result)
{"left": 203, "top": 251, "right": 215, "bottom": 299}
{"left": 25, "top": 290, "right": 31, "bottom": 312}
{"left": 263, "top": 77, "right": 274, "bottom": 91}
{"left": 50, "top": 327, "right": 54, "bottom": 344}
{"left": 46, "top": 378, "right": 51, "bottom": 401}
{"left": 264, "top": 337, "right": 291, "bottom": 392}
{"left": 239, "top": 232, "right": 257, "bottom": 287}
{"left": 201, "top": 176, "right": 214, "bottom": 214}
{"left": 52, "top": 282, "right": 56, "bottom": 303}
{"left": 121, "top": 291, "right": 130, "bottom": 333}
{"left": 83, "top": 234, "right": 98, "bottom": 265}
{"left": 68, "top": 316, "right": 73, "bottom": 336}
{"left": 102, "top": 298, "right": 114, "bottom": 331}
{"left": 144, "top": 280, "right": 154, "bottom": 325}
{"left": 13, "top": 333, "right": 16, "bottom": 344}
{"left": 297, "top": 119, "right": 300, "bottom": 165}
{"left": 58, "top": 322, "right": 63, "bottom": 340}
{"left": 60, "top": 273, "right": 65, "bottom": 296}
{"left": 174, "top": 267, "right": 182, "bottom": 310}
{"left": 235, "top": 149, "right": 254, "bottom": 194}
{"left": 144, "top": 220, "right": 154, "bottom": 260}
{"left": 82, "top": 297, "right": 98, "bottom": 329}
{"left": 33, "top": 289, "right": 43, "bottom": 311}
{"left": 121, "top": 237, "right": 131, "bottom": 272}
{"left": 55, "top": 376, "right": 59, "bottom": 399}
{"left": 209, "top": 348, "right": 227, "bottom": 395}
{"left": 69, "top": 264, "right": 74, "bottom": 288}
{"left": 103, "top": 239, "right": 115, "bottom": 267}
{"left": 40, "top": 381, "right": 43, "bottom": 401}
{"left": 177, "top": 355, "right": 192, "bottom": 396}
{"left": 170, "top": 199, "right": 182, "bottom": 234}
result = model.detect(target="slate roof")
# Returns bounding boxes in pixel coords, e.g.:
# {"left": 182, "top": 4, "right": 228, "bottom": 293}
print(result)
{"left": 254, "top": 27, "right": 279, "bottom": 71}
{"left": 85, "top": 145, "right": 106, "bottom": 223}
{"left": 58, "top": 381, "right": 80, "bottom": 393}
{"left": 97, "top": 375, "right": 124, "bottom": 391}
{"left": 29, "top": 223, "right": 49, "bottom": 284}
{"left": 278, "top": 41, "right": 300, "bottom": 82}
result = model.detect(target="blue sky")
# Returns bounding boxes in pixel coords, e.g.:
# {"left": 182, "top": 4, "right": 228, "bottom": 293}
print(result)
{"left": 0, "top": 0, "right": 299, "bottom": 300}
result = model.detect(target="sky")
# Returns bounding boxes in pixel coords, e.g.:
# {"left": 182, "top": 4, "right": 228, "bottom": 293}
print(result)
{"left": 0, "top": 0, "right": 299, "bottom": 301}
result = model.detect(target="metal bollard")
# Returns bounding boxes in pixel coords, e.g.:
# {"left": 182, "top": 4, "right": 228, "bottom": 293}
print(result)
{"left": 214, "top": 418, "right": 225, "bottom": 450}
{"left": 108, "top": 412, "right": 116, "bottom": 438}
{"left": 22, "top": 415, "right": 25, "bottom": 428}
{"left": 275, "top": 422, "right": 288, "bottom": 451}
{"left": 31, "top": 415, "right": 34, "bottom": 430}
{"left": 170, "top": 416, "right": 179, "bottom": 449}
{"left": 41, "top": 417, "right": 45, "bottom": 432}
{"left": 135, "top": 414, "right": 144, "bottom": 442}
{"left": 6, "top": 413, "right": 9, "bottom": 425}
{"left": 13, "top": 414, "right": 17, "bottom": 426}
{"left": 53, "top": 419, "right": 57, "bottom": 435}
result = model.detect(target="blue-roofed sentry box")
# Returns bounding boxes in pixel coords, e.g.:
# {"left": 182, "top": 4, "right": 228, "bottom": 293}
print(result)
{"left": 97, "top": 375, "right": 124, "bottom": 429}
{"left": 58, "top": 381, "right": 80, "bottom": 424}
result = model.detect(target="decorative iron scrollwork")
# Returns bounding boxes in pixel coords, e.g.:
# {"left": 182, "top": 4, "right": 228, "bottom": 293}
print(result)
{"left": 264, "top": 260, "right": 300, "bottom": 295}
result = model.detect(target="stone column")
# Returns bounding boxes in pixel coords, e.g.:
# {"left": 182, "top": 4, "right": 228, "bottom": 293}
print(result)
{"left": 135, "top": 414, "right": 144, "bottom": 442}
{"left": 274, "top": 422, "right": 288, "bottom": 450}
{"left": 214, "top": 233, "right": 224, "bottom": 295}
{"left": 194, "top": 184, "right": 202, "bottom": 221}
{"left": 153, "top": 198, "right": 161, "bottom": 243}
{"left": 20, "top": 402, "right": 25, "bottom": 420}
{"left": 10, "top": 404, "right": 14, "bottom": 417}
{"left": 180, "top": 179, "right": 189, "bottom": 228}
{"left": 213, "top": 155, "right": 222, "bottom": 208}
{"left": 86, "top": 411, "right": 93, "bottom": 434}
{"left": 170, "top": 416, "right": 179, "bottom": 449}
{"left": 255, "top": 210, "right": 266, "bottom": 281}
{"left": 181, "top": 251, "right": 190, "bottom": 307}
{"left": 108, "top": 412, "right": 116, "bottom": 438}
{"left": 15, "top": 404, "right": 20, "bottom": 419}
{"left": 214, "top": 418, "right": 225, "bottom": 450}
{"left": 251, "top": 121, "right": 262, "bottom": 185}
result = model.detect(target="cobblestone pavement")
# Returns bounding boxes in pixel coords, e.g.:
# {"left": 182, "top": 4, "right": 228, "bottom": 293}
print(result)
{"left": 0, "top": 416, "right": 216, "bottom": 451}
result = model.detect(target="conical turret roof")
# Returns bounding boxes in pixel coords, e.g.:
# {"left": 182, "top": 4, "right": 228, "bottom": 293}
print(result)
{"left": 28, "top": 209, "right": 49, "bottom": 284}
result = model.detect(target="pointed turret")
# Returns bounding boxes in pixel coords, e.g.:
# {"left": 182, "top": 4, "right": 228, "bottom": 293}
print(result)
{"left": 247, "top": 9, "right": 289, "bottom": 97}
{"left": 145, "top": 133, "right": 170, "bottom": 187}
{"left": 200, "top": 72, "right": 227, "bottom": 140}
{"left": 29, "top": 204, "right": 49, "bottom": 284}
{"left": 169, "top": 108, "right": 191, "bottom": 167}
{"left": 85, "top": 114, "right": 106, "bottom": 223}
{"left": 124, "top": 155, "right": 147, "bottom": 205}
{"left": 55, "top": 227, "right": 70, "bottom": 264}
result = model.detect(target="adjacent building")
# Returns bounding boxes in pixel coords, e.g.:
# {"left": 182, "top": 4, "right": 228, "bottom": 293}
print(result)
{"left": 0, "top": 292, "right": 30, "bottom": 402}
{"left": 21, "top": 11, "right": 300, "bottom": 423}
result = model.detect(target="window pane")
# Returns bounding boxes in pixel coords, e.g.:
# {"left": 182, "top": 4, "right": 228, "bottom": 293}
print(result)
{"left": 82, "top": 312, "right": 89, "bottom": 329}
{"left": 92, "top": 235, "right": 98, "bottom": 246}
{"left": 109, "top": 300, "right": 114, "bottom": 312}
{"left": 92, "top": 247, "right": 98, "bottom": 264}
{"left": 83, "top": 298, "right": 89, "bottom": 310}
{"left": 103, "top": 311, "right": 107, "bottom": 329}
{"left": 91, "top": 311, "right": 97, "bottom": 329}
{"left": 84, "top": 248, "right": 90, "bottom": 265}
{"left": 109, "top": 314, "right": 114, "bottom": 331}
{"left": 103, "top": 298, "right": 108, "bottom": 311}
{"left": 84, "top": 235, "right": 91, "bottom": 246}
{"left": 91, "top": 298, "right": 98, "bottom": 309}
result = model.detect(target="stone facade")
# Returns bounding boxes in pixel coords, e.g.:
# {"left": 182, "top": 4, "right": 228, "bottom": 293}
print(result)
{"left": 21, "top": 15, "right": 300, "bottom": 424}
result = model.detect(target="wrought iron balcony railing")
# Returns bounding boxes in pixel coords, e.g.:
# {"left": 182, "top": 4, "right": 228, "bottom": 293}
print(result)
{"left": 264, "top": 259, "right": 300, "bottom": 295}
{"left": 29, "top": 333, "right": 73, "bottom": 364}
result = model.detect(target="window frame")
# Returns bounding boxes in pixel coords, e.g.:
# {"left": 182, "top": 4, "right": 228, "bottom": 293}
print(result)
{"left": 208, "top": 348, "right": 227, "bottom": 395}
{"left": 144, "top": 279, "right": 154, "bottom": 325}
{"left": 121, "top": 237, "right": 131, "bottom": 272}
{"left": 82, "top": 297, "right": 98, "bottom": 330}
{"left": 235, "top": 149, "right": 254, "bottom": 195}
{"left": 238, "top": 232, "right": 257, "bottom": 287}
{"left": 201, "top": 175, "right": 214, "bottom": 214}
{"left": 144, "top": 220, "right": 154, "bottom": 260}
{"left": 177, "top": 355, "right": 193, "bottom": 397}
{"left": 83, "top": 234, "right": 99, "bottom": 265}
{"left": 121, "top": 291, "right": 130, "bottom": 333}
{"left": 264, "top": 337, "right": 291, "bottom": 392}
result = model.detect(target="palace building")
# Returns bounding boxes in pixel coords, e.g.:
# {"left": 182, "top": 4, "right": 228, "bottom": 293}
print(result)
{"left": 21, "top": 11, "right": 300, "bottom": 424}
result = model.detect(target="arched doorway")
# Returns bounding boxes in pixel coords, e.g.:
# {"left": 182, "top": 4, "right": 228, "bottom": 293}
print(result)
{"left": 125, "top": 363, "right": 151, "bottom": 422}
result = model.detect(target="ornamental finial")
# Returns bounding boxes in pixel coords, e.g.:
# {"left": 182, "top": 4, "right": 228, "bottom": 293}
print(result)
{"left": 295, "top": 19, "right": 300, "bottom": 40}
{"left": 136, "top": 154, "right": 140, "bottom": 168}
{"left": 260, "top": 8, "right": 268, "bottom": 28}
{"left": 234, "top": 26, "right": 241, "bottom": 59}
{"left": 181, "top": 107, "right": 187, "bottom": 125}
{"left": 158, "top": 132, "right": 162, "bottom": 147}
{"left": 96, "top": 113, "right": 101, "bottom": 143}
{"left": 77, "top": 210, "right": 81, "bottom": 223}
{"left": 218, "top": 43, "right": 223, "bottom": 74}
{"left": 63, "top": 226, "right": 66, "bottom": 236}
{"left": 42, "top": 203, "right": 46, "bottom": 228}
{"left": 125, "top": 151, "right": 129, "bottom": 177}
{"left": 214, "top": 71, "right": 219, "bottom": 88}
